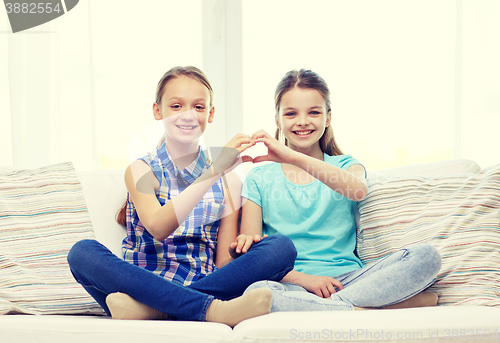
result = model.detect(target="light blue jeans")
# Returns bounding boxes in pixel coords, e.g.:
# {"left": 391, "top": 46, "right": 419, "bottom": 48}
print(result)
{"left": 245, "top": 244, "right": 441, "bottom": 311}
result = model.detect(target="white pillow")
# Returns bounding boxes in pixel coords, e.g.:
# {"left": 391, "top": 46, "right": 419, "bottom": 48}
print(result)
{"left": 358, "top": 163, "right": 500, "bottom": 307}
{"left": 0, "top": 162, "right": 104, "bottom": 315}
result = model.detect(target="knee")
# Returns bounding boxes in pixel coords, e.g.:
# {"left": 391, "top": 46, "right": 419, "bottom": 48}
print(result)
{"left": 412, "top": 244, "right": 442, "bottom": 277}
{"left": 264, "top": 235, "right": 297, "bottom": 261}
{"left": 67, "top": 239, "right": 100, "bottom": 269}
{"left": 244, "top": 280, "right": 283, "bottom": 294}
{"left": 244, "top": 280, "right": 270, "bottom": 293}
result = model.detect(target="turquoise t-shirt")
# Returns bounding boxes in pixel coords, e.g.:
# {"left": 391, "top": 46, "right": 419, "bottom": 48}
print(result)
{"left": 242, "top": 154, "right": 364, "bottom": 277}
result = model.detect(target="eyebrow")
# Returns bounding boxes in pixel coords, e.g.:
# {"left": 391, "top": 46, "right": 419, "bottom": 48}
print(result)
{"left": 168, "top": 97, "right": 207, "bottom": 103}
{"left": 282, "top": 106, "right": 323, "bottom": 111}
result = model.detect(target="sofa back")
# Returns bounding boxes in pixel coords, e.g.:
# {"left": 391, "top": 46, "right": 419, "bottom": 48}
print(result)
{"left": 78, "top": 170, "right": 127, "bottom": 257}
{"left": 77, "top": 159, "right": 481, "bottom": 258}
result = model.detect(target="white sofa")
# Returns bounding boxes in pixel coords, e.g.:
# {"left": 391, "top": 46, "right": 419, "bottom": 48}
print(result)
{"left": 1, "top": 159, "right": 499, "bottom": 343}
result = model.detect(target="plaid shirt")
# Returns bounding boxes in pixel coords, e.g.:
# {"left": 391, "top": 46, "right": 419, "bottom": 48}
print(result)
{"left": 122, "top": 142, "right": 225, "bottom": 286}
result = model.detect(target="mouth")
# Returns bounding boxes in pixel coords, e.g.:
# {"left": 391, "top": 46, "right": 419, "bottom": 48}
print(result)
{"left": 292, "top": 130, "right": 314, "bottom": 137}
{"left": 176, "top": 125, "right": 198, "bottom": 131}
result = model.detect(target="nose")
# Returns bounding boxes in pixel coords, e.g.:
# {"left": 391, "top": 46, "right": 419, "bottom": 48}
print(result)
{"left": 179, "top": 108, "right": 197, "bottom": 122}
{"left": 296, "top": 113, "right": 309, "bottom": 126}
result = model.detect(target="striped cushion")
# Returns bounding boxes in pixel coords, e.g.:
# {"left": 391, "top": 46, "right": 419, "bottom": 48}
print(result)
{"left": 0, "top": 162, "right": 104, "bottom": 315}
{"left": 357, "top": 164, "right": 500, "bottom": 306}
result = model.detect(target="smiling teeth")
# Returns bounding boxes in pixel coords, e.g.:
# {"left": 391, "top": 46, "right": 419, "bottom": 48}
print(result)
{"left": 295, "top": 131, "right": 313, "bottom": 135}
{"left": 177, "top": 125, "right": 197, "bottom": 130}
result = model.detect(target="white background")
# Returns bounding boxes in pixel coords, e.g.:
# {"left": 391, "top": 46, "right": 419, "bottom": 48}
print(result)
{"left": 1, "top": 0, "right": 499, "bottom": 172}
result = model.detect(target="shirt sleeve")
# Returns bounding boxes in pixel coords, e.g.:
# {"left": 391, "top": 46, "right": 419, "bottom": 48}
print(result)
{"left": 241, "top": 166, "right": 263, "bottom": 207}
{"left": 334, "top": 154, "right": 367, "bottom": 178}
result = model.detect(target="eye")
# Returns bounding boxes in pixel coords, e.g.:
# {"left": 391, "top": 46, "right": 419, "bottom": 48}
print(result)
{"left": 284, "top": 112, "right": 296, "bottom": 116}
{"left": 171, "top": 104, "right": 181, "bottom": 110}
{"left": 310, "top": 111, "right": 320, "bottom": 115}
{"left": 195, "top": 105, "right": 205, "bottom": 111}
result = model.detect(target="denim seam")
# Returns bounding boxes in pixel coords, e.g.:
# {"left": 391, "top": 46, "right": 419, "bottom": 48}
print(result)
{"left": 75, "top": 279, "right": 108, "bottom": 296}
{"left": 200, "top": 295, "right": 214, "bottom": 321}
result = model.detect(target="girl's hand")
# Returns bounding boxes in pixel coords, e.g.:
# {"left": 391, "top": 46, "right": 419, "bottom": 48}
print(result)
{"left": 211, "top": 134, "right": 255, "bottom": 176}
{"left": 294, "top": 273, "right": 344, "bottom": 298}
{"left": 228, "top": 234, "right": 268, "bottom": 259}
{"left": 250, "top": 130, "right": 298, "bottom": 164}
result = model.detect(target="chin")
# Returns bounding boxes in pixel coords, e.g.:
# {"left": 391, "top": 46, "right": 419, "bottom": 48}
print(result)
{"left": 166, "top": 132, "right": 202, "bottom": 144}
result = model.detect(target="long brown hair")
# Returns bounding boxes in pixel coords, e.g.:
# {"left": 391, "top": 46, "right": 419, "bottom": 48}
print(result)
{"left": 274, "top": 69, "right": 344, "bottom": 156}
{"left": 115, "top": 66, "right": 214, "bottom": 226}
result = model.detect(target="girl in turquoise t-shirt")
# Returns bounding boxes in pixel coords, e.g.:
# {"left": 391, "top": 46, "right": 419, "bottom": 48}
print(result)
{"left": 240, "top": 69, "right": 442, "bottom": 311}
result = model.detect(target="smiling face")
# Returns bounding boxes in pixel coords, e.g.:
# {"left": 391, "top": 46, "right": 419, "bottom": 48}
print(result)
{"left": 153, "top": 75, "right": 214, "bottom": 148}
{"left": 277, "top": 86, "right": 331, "bottom": 156}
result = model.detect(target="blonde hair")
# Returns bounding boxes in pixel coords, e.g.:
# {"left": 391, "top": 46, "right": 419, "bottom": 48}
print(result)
{"left": 274, "top": 69, "right": 343, "bottom": 156}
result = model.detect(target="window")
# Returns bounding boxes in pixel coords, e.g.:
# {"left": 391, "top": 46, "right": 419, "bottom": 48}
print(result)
{"left": 3, "top": 0, "right": 499, "bottom": 171}
{"left": 460, "top": 1, "right": 500, "bottom": 168}
{"left": 242, "top": 0, "right": 456, "bottom": 171}
{"left": 91, "top": 0, "right": 203, "bottom": 169}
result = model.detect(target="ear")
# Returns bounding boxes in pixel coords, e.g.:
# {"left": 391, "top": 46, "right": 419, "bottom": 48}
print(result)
{"left": 207, "top": 106, "right": 215, "bottom": 123}
{"left": 325, "top": 111, "right": 332, "bottom": 128}
{"left": 275, "top": 115, "right": 281, "bottom": 130}
{"left": 153, "top": 102, "right": 163, "bottom": 121}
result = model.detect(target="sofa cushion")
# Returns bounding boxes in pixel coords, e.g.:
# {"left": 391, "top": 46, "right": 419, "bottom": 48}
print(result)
{"left": 0, "top": 315, "right": 234, "bottom": 343}
{"left": 0, "top": 162, "right": 104, "bottom": 315}
{"left": 234, "top": 306, "right": 500, "bottom": 342}
{"left": 357, "top": 163, "right": 500, "bottom": 306}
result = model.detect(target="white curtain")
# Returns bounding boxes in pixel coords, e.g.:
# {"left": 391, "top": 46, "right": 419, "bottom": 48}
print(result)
{"left": 1, "top": 0, "right": 203, "bottom": 171}
{"left": 1, "top": 2, "right": 96, "bottom": 170}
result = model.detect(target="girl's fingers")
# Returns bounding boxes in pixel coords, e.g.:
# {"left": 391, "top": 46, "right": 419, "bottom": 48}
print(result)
{"left": 313, "top": 289, "right": 323, "bottom": 298}
{"left": 235, "top": 142, "right": 256, "bottom": 153}
{"left": 252, "top": 155, "right": 271, "bottom": 164}
{"left": 321, "top": 288, "right": 330, "bottom": 298}
{"left": 242, "top": 238, "right": 253, "bottom": 253}
{"left": 332, "top": 279, "right": 344, "bottom": 291}
{"left": 235, "top": 235, "right": 246, "bottom": 253}
{"left": 253, "top": 136, "right": 271, "bottom": 146}
{"left": 232, "top": 235, "right": 243, "bottom": 254}
{"left": 228, "top": 134, "right": 255, "bottom": 148}
{"left": 250, "top": 129, "right": 271, "bottom": 141}
{"left": 240, "top": 155, "right": 253, "bottom": 163}
{"left": 327, "top": 283, "right": 337, "bottom": 295}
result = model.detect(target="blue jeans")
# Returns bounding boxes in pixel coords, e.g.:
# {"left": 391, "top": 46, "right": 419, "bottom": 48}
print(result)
{"left": 67, "top": 234, "right": 296, "bottom": 321}
{"left": 245, "top": 244, "right": 441, "bottom": 311}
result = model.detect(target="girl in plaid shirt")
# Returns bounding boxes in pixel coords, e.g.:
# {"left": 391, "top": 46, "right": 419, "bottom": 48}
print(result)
{"left": 68, "top": 66, "right": 296, "bottom": 327}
